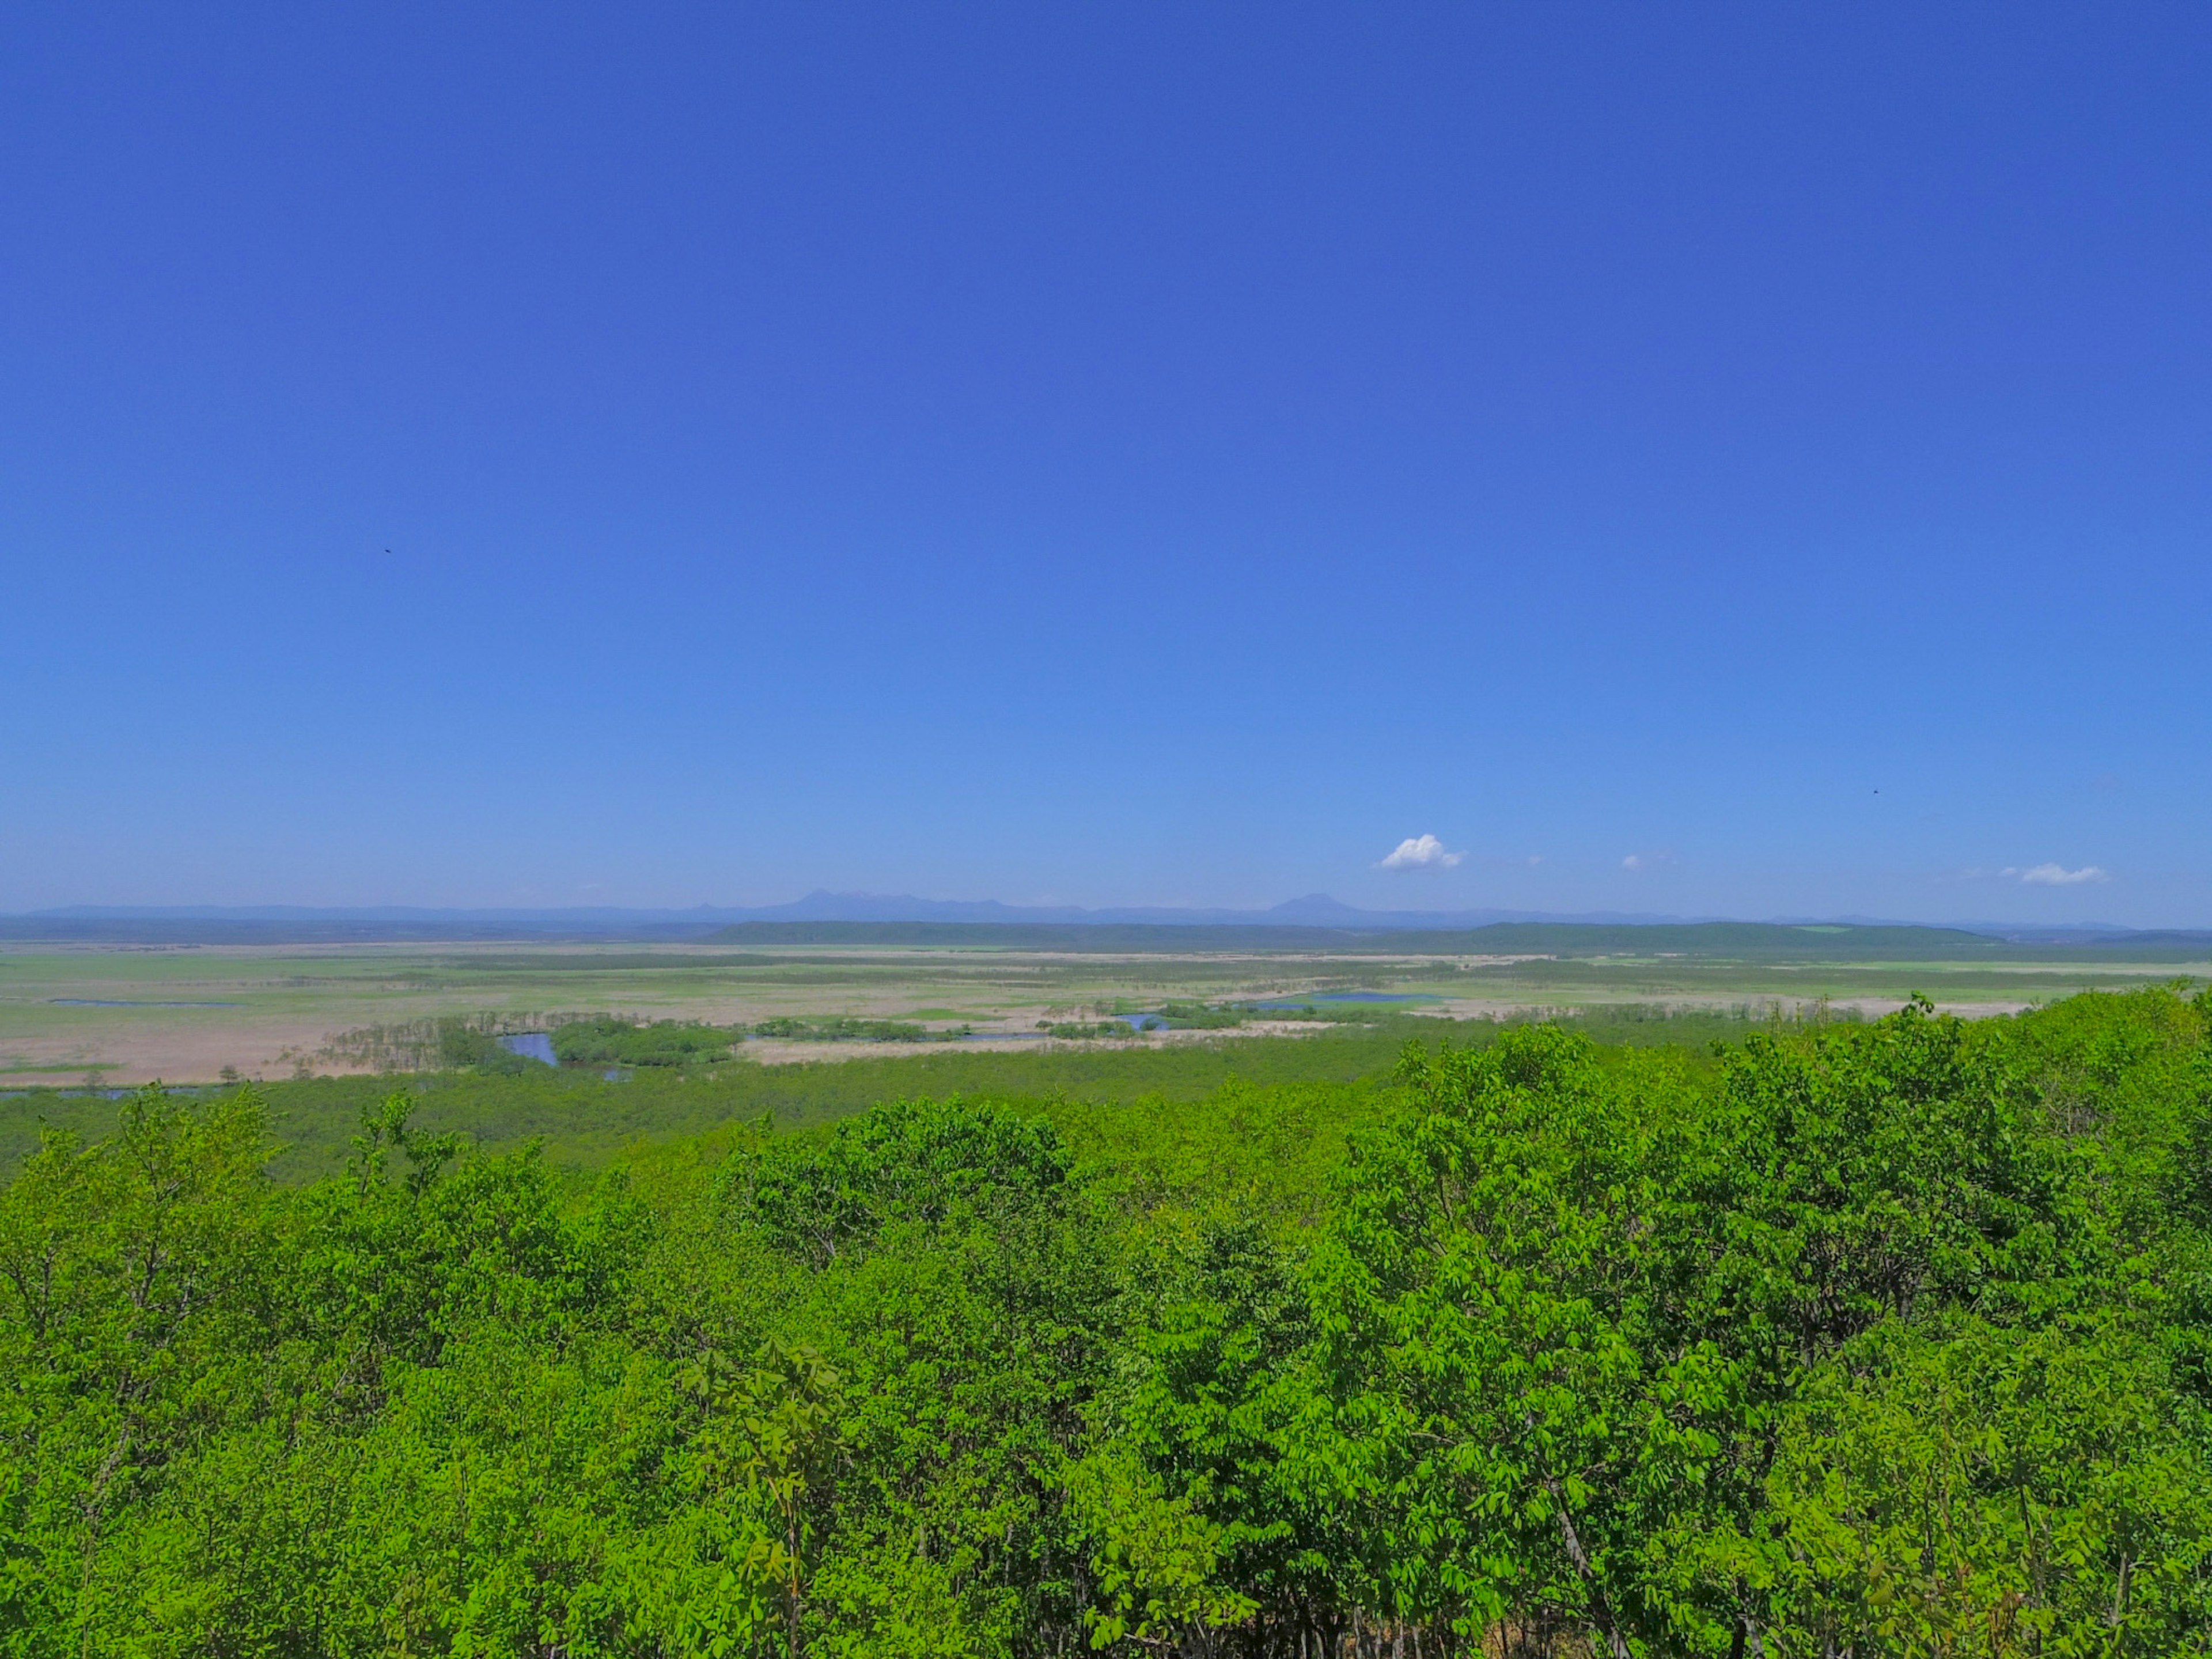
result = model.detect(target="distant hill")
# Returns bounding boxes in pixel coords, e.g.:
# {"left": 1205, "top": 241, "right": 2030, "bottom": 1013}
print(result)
{"left": 664, "top": 889, "right": 1692, "bottom": 929}
{"left": 0, "top": 910, "right": 724, "bottom": 945}
{"left": 5, "top": 896, "right": 2207, "bottom": 958}
{"left": 702, "top": 919, "right": 2212, "bottom": 963}
{"left": 0, "top": 891, "right": 1675, "bottom": 944}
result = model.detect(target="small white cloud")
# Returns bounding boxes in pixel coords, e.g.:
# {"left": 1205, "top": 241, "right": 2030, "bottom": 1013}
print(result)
{"left": 2005, "top": 863, "right": 2110, "bottom": 887}
{"left": 1377, "top": 834, "right": 1464, "bottom": 871}
{"left": 1622, "top": 854, "right": 1642, "bottom": 870}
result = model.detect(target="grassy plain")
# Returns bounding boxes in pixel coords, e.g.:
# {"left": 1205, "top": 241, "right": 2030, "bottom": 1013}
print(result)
{"left": 0, "top": 1003, "right": 1808, "bottom": 1182}
{"left": 3, "top": 925, "right": 2203, "bottom": 1187}
{"left": 2, "top": 930, "right": 2200, "bottom": 1088}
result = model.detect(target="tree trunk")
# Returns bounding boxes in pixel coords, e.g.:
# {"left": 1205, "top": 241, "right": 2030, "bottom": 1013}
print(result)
{"left": 1544, "top": 1481, "right": 1631, "bottom": 1659}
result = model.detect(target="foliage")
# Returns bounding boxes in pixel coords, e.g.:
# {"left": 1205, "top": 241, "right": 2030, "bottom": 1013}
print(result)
{"left": 319, "top": 1013, "right": 551, "bottom": 1074}
{"left": 746, "top": 1017, "right": 963, "bottom": 1043}
{"left": 2, "top": 1012, "right": 1468, "bottom": 1181}
{"left": 552, "top": 1017, "right": 740, "bottom": 1067}
{"left": 1157, "top": 1003, "right": 1252, "bottom": 1031}
{"left": 5, "top": 991, "right": 2211, "bottom": 1653}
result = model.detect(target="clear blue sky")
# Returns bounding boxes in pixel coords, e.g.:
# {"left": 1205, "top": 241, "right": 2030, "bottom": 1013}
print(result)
{"left": 4, "top": 3, "right": 2209, "bottom": 924}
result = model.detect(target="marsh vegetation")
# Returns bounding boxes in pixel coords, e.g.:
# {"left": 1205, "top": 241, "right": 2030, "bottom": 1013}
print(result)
{"left": 3, "top": 927, "right": 2199, "bottom": 1088}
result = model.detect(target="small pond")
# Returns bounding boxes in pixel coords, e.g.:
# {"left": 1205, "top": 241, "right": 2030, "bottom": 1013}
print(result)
{"left": 497, "top": 1032, "right": 558, "bottom": 1066}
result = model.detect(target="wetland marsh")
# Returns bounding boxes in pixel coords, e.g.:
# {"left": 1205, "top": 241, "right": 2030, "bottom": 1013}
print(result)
{"left": 2, "top": 922, "right": 2198, "bottom": 1086}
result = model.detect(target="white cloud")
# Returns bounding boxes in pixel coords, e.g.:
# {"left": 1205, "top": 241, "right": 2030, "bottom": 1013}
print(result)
{"left": 1622, "top": 855, "right": 1642, "bottom": 870}
{"left": 2003, "top": 863, "right": 2110, "bottom": 887}
{"left": 1377, "top": 834, "right": 1464, "bottom": 871}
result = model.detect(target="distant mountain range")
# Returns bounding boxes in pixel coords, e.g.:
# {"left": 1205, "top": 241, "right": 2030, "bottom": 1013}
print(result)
{"left": 2, "top": 892, "right": 1665, "bottom": 931}
{"left": 9, "top": 892, "right": 1678, "bottom": 928}
{"left": 0, "top": 890, "right": 2181, "bottom": 945}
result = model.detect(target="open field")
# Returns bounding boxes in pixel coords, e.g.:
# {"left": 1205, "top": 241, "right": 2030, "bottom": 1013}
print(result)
{"left": 0, "top": 998, "right": 1946, "bottom": 1184}
{"left": 2, "top": 925, "right": 2202, "bottom": 1086}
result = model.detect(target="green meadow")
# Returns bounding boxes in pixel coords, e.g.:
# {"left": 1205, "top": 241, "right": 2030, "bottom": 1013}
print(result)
{"left": 2, "top": 921, "right": 2202, "bottom": 1090}
{"left": 3, "top": 1005, "right": 1779, "bottom": 1181}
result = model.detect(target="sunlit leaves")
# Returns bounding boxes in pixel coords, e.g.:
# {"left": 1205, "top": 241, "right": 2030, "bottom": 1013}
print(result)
{"left": 4, "top": 994, "right": 2212, "bottom": 1654}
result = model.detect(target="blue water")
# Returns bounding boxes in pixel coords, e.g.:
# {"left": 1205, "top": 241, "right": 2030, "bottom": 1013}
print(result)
{"left": 49, "top": 998, "right": 243, "bottom": 1007}
{"left": 498, "top": 1032, "right": 557, "bottom": 1065}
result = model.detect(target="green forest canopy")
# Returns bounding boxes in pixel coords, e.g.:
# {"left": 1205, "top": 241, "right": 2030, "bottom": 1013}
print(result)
{"left": 5, "top": 988, "right": 2212, "bottom": 1655}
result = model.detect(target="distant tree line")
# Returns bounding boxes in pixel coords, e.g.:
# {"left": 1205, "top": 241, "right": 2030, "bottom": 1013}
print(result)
{"left": 548, "top": 1016, "right": 984, "bottom": 1067}
{"left": 317, "top": 1012, "right": 568, "bottom": 1074}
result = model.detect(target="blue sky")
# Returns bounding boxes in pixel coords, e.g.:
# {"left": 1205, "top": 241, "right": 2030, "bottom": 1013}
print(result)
{"left": 4, "top": 3, "right": 2209, "bottom": 924}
